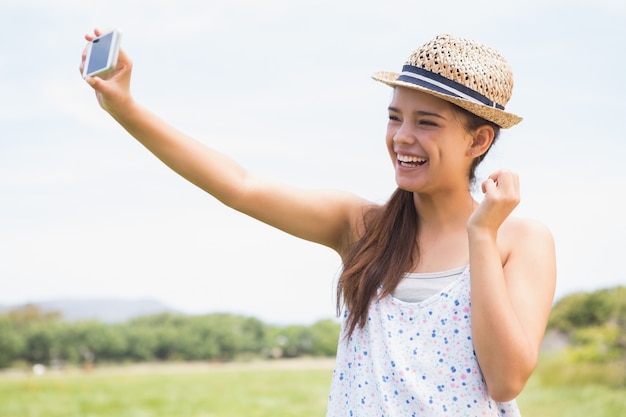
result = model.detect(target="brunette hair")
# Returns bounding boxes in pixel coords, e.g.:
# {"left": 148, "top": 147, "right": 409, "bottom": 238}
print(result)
{"left": 336, "top": 105, "right": 501, "bottom": 338}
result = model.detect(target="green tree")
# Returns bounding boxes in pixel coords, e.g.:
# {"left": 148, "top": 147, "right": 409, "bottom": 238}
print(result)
{"left": 568, "top": 324, "right": 622, "bottom": 363}
{"left": 1, "top": 305, "right": 339, "bottom": 367}
{"left": 309, "top": 319, "right": 340, "bottom": 357}
{"left": 22, "top": 321, "right": 60, "bottom": 364}
{"left": 0, "top": 316, "right": 23, "bottom": 368}
{"left": 74, "top": 321, "right": 127, "bottom": 363}
{"left": 549, "top": 290, "right": 613, "bottom": 331}
{"left": 548, "top": 286, "right": 626, "bottom": 374}
{"left": 240, "top": 317, "right": 268, "bottom": 353}
{"left": 271, "top": 325, "right": 314, "bottom": 357}
{"left": 119, "top": 323, "right": 158, "bottom": 361}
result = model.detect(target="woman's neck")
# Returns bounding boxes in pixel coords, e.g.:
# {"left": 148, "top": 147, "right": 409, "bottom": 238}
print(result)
{"left": 410, "top": 190, "right": 476, "bottom": 273}
{"left": 413, "top": 189, "right": 477, "bottom": 232}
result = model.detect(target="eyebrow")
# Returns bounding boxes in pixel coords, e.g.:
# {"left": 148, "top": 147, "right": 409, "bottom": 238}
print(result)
{"left": 387, "top": 106, "right": 447, "bottom": 119}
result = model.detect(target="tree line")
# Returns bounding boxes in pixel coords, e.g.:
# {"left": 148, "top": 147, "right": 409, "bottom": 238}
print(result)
{"left": 547, "top": 285, "right": 626, "bottom": 364}
{"left": 2, "top": 286, "right": 625, "bottom": 370}
{"left": 0, "top": 305, "right": 340, "bottom": 369}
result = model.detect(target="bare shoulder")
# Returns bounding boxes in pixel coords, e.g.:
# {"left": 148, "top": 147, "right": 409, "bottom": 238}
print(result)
{"left": 499, "top": 216, "right": 556, "bottom": 270}
{"left": 500, "top": 216, "right": 553, "bottom": 244}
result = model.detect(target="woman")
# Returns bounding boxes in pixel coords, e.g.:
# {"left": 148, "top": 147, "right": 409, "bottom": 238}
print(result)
{"left": 81, "top": 31, "right": 556, "bottom": 416}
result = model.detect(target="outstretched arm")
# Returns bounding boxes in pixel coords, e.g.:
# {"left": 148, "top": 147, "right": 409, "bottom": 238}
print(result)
{"left": 80, "top": 29, "right": 367, "bottom": 254}
{"left": 467, "top": 170, "right": 556, "bottom": 402}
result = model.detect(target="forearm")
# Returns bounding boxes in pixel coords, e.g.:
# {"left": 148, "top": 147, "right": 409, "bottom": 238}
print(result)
{"left": 104, "top": 99, "right": 361, "bottom": 250}
{"left": 108, "top": 100, "right": 249, "bottom": 207}
{"left": 468, "top": 228, "right": 535, "bottom": 401}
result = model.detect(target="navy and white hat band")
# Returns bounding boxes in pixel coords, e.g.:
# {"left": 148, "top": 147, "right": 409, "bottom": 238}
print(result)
{"left": 396, "top": 65, "right": 505, "bottom": 110}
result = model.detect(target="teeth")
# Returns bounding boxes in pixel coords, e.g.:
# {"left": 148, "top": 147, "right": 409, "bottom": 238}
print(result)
{"left": 397, "top": 154, "right": 427, "bottom": 163}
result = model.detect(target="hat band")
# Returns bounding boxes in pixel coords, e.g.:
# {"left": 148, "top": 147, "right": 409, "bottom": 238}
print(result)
{"left": 396, "top": 65, "right": 505, "bottom": 110}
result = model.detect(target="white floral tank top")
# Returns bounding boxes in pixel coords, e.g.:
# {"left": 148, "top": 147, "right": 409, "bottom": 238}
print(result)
{"left": 327, "top": 266, "right": 521, "bottom": 416}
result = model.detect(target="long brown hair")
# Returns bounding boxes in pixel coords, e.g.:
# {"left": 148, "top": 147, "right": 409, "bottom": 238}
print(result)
{"left": 336, "top": 104, "right": 501, "bottom": 338}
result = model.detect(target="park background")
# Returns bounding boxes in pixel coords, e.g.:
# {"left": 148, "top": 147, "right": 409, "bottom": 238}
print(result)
{"left": 1, "top": 1, "right": 625, "bottom": 415}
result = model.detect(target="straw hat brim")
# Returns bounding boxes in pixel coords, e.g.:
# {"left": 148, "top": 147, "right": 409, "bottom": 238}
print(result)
{"left": 372, "top": 71, "right": 522, "bottom": 129}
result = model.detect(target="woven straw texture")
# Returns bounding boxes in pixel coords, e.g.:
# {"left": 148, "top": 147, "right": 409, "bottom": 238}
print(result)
{"left": 372, "top": 34, "right": 522, "bottom": 128}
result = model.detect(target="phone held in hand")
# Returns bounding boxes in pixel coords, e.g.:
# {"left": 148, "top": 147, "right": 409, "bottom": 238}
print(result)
{"left": 82, "top": 29, "right": 122, "bottom": 78}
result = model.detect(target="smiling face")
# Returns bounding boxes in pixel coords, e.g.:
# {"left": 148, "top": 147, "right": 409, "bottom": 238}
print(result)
{"left": 386, "top": 87, "right": 479, "bottom": 195}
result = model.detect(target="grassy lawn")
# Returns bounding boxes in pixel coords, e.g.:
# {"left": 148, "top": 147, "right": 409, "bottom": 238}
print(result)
{"left": 518, "top": 380, "right": 626, "bottom": 417}
{"left": 0, "top": 361, "right": 333, "bottom": 417}
{"left": 1, "top": 357, "right": 624, "bottom": 417}
{"left": 517, "top": 354, "right": 626, "bottom": 417}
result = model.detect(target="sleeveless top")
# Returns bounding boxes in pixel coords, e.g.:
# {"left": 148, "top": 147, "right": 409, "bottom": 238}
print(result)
{"left": 327, "top": 266, "right": 521, "bottom": 417}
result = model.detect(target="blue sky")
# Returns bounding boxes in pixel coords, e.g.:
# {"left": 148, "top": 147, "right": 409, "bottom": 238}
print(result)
{"left": 1, "top": 0, "right": 624, "bottom": 324}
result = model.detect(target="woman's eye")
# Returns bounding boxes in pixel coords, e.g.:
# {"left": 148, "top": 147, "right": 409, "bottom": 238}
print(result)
{"left": 418, "top": 120, "right": 438, "bottom": 126}
{"left": 388, "top": 115, "right": 400, "bottom": 121}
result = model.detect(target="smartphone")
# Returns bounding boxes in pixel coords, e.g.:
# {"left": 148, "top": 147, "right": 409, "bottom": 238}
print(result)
{"left": 82, "top": 29, "right": 122, "bottom": 78}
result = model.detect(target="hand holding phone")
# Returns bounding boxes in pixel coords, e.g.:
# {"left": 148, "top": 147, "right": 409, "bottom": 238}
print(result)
{"left": 81, "top": 28, "right": 133, "bottom": 114}
{"left": 82, "top": 29, "right": 122, "bottom": 78}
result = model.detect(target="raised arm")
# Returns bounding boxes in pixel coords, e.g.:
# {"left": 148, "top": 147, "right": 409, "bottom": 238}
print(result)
{"left": 467, "top": 170, "right": 556, "bottom": 402}
{"left": 80, "top": 29, "right": 367, "bottom": 254}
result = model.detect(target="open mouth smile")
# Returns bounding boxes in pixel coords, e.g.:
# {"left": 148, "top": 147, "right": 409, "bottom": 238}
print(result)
{"left": 397, "top": 154, "right": 428, "bottom": 168}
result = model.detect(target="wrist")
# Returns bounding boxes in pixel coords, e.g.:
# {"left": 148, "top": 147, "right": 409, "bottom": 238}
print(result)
{"left": 467, "top": 224, "right": 498, "bottom": 243}
{"left": 107, "top": 96, "right": 139, "bottom": 123}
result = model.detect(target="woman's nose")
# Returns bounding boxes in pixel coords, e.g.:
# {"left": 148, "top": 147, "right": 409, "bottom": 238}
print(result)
{"left": 392, "top": 123, "right": 415, "bottom": 145}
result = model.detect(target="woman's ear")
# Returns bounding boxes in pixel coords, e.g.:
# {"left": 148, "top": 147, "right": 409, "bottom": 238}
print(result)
{"left": 468, "top": 125, "right": 495, "bottom": 157}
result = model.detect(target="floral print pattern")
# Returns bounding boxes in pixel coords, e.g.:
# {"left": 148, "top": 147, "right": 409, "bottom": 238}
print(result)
{"left": 327, "top": 267, "right": 521, "bottom": 417}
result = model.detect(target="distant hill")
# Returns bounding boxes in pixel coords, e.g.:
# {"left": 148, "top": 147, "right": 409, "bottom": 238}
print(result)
{"left": 1, "top": 298, "right": 179, "bottom": 323}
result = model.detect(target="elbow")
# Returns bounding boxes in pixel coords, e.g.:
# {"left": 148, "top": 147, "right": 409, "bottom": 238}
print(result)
{"left": 486, "top": 366, "right": 534, "bottom": 403}
{"left": 483, "top": 344, "right": 540, "bottom": 402}
{"left": 487, "top": 381, "right": 526, "bottom": 403}
{"left": 217, "top": 171, "right": 254, "bottom": 212}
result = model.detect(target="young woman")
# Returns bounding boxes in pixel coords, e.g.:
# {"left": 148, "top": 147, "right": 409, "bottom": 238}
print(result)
{"left": 81, "top": 31, "right": 556, "bottom": 416}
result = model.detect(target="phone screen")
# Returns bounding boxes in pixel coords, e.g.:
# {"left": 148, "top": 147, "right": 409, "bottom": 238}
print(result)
{"left": 86, "top": 31, "right": 115, "bottom": 75}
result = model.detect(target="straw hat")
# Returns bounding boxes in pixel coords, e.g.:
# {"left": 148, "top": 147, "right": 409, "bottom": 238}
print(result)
{"left": 372, "top": 34, "right": 522, "bottom": 128}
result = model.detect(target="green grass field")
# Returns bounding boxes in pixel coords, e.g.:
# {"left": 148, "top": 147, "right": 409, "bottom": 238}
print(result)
{"left": 1, "top": 357, "right": 624, "bottom": 417}
{"left": 0, "top": 361, "right": 333, "bottom": 417}
{"left": 516, "top": 354, "right": 626, "bottom": 417}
